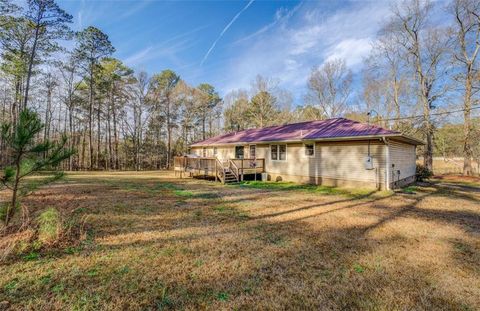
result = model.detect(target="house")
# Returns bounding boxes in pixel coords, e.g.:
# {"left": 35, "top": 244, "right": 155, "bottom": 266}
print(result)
{"left": 175, "top": 118, "right": 423, "bottom": 190}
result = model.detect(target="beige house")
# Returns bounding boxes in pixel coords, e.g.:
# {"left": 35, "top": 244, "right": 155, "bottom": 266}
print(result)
{"left": 177, "top": 118, "right": 423, "bottom": 190}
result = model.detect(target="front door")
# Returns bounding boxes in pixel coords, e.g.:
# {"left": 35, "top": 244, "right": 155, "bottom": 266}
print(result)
{"left": 235, "top": 146, "right": 244, "bottom": 159}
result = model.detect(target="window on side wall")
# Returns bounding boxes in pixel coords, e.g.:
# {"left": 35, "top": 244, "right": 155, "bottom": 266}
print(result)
{"left": 213, "top": 147, "right": 218, "bottom": 156}
{"left": 270, "top": 144, "right": 287, "bottom": 161}
{"left": 202, "top": 147, "right": 207, "bottom": 157}
{"left": 304, "top": 143, "right": 315, "bottom": 157}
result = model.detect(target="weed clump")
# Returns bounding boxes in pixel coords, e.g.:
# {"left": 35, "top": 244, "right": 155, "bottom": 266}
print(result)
{"left": 37, "top": 208, "right": 62, "bottom": 245}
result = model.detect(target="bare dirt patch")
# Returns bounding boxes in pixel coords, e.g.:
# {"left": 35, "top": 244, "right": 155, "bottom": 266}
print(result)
{"left": 1, "top": 171, "right": 479, "bottom": 310}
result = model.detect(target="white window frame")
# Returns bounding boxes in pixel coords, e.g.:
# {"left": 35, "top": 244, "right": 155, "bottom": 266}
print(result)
{"left": 304, "top": 143, "right": 315, "bottom": 157}
{"left": 202, "top": 147, "right": 207, "bottom": 157}
{"left": 270, "top": 144, "right": 287, "bottom": 161}
{"left": 213, "top": 147, "right": 218, "bottom": 156}
{"left": 249, "top": 145, "right": 256, "bottom": 159}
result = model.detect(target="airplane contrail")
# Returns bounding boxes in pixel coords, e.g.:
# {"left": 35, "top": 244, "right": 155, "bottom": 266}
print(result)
{"left": 200, "top": 0, "right": 255, "bottom": 66}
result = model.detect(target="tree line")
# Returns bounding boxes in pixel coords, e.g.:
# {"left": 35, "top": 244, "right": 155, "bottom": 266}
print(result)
{"left": 0, "top": 0, "right": 479, "bottom": 175}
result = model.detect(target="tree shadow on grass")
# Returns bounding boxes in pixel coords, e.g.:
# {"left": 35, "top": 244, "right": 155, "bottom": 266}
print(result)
{"left": 2, "top": 176, "right": 479, "bottom": 310}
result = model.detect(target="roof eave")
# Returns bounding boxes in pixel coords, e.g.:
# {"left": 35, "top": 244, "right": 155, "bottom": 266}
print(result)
{"left": 308, "top": 134, "right": 424, "bottom": 145}
{"left": 190, "top": 134, "right": 424, "bottom": 147}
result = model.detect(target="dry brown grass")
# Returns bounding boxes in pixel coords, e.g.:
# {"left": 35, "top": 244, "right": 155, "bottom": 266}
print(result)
{"left": 418, "top": 157, "right": 480, "bottom": 175}
{"left": 0, "top": 171, "right": 479, "bottom": 310}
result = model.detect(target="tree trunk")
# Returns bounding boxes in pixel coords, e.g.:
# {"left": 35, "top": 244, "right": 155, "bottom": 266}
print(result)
{"left": 23, "top": 21, "right": 41, "bottom": 109}
{"left": 202, "top": 111, "right": 206, "bottom": 141}
{"left": 414, "top": 40, "right": 433, "bottom": 173}
{"left": 112, "top": 101, "right": 119, "bottom": 170}
{"left": 107, "top": 101, "right": 113, "bottom": 170}
{"left": 44, "top": 79, "right": 52, "bottom": 159}
{"left": 68, "top": 103, "right": 73, "bottom": 171}
{"left": 166, "top": 96, "right": 171, "bottom": 170}
{"left": 463, "top": 70, "right": 473, "bottom": 175}
{"left": 6, "top": 152, "right": 22, "bottom": 226}
{"left": 82, "top": 127, "right": 87, "bottom": 170}
{"left": 89, "top": 66, "right": 94, "bottom": 170}
{"left": 97, "top": 100, "right": 101, "bottom": 169}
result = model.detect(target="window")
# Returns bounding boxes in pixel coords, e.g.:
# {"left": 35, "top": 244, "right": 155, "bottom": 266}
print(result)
{"left": 304, "top": 143, "right": 315, "bottom": 157}
{"left": 202, "top": 147, "right": 207, "bottom": 157}
{"left": 271, "top": 145, "right": 278, "bottom": 160}
{"left": 213, "top": 147, "right": 218, "bottom": 156}
{"left": 270, "top": 144, "right": 286, "bottom": 161}
{"left": 249, "top": 145, "right": 256, "bottom": 158}
{"left": 235, "top": 146, "right": 244, "bottom": 159}
{"left": 279, "top": 145, "right": 286, "bottom": 160}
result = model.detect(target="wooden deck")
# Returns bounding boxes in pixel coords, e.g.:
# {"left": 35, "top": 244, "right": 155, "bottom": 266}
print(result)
{"left": 173, "top": 156, "right": 265, "bottom": 184}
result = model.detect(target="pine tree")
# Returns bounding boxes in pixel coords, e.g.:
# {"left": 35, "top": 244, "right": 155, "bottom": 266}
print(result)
{"left": 1, "top": 109, "right": 73, "bottom": 227}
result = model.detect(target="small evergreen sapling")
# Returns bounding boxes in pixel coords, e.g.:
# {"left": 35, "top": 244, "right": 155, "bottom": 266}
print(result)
{"left": 1, "top": 109, "right": 73, "bottom": 227}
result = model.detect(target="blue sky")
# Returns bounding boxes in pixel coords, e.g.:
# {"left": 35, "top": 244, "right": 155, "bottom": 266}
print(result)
{"left": 57, "top": 0, "right": 396, "bottom": 103}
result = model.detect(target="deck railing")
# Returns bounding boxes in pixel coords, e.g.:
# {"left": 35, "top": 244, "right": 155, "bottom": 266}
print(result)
{"left": 174, "top": 156, "right": 265, "bottom": 181}
{"left": 230, "top": 158, "right": 265, "bottom": 181}
{"left": 215, "top": 158, "right": 225, "bottom": 183}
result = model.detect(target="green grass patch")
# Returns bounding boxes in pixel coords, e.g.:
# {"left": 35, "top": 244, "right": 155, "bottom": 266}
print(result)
{"left": 212, "top": 204, "right": 249, "bottom": 219}
{"left": 174, "top": 189, "right": 194, "bottom": 197}
{"left": 37, "top": 207, "right": 61, "bottom": 245}
{"left": 23, "top": 251, "right": 40, "bottom": 261}
{"left": 238, "top": 181, "right": 380, "bottom": 199}
{"left": 3, "top": 279, "right": 19, "bottom": 293}
{"left": 353, "top": 263, "right": 366, "bottom": 273}
{"left": 401, "top": 186, "right": 418, "bottom": 194}
{"left": 216, "top": 292, "right": 229, "bottom": 302}
{"left": 86, "top": 268, "right": 99, "bottom": 277}
{"left": 155, "top": 287, "right": 174, "bottom": 309}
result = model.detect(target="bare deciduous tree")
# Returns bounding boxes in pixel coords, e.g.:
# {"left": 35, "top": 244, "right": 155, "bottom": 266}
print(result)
{"left": 387, "top": 0, "right": 451, "bottom": 172}
{"left": 306, "top": 58, "right": 352, "bottom": 119}
{"left": 450, "top": 0, "right": 480, "bottom": 175}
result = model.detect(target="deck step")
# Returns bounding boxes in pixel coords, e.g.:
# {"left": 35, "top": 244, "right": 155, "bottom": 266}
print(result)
{"left": 223, "top": 172, "right": 238, "bottom": 183}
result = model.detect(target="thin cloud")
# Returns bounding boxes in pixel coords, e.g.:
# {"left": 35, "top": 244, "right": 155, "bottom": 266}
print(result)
{"left": 124, "top": 46, "right": 154, "bottom": 65}
{"left": 200, "top": 0, "right": 255, "bottom": 66}
{"left": 119, "top": 0, "right": 153, "bottom": 19}
{"left": 124, "top": 25, "right": 208, "bottom": 66}
{"left": 233, "top": 1, "right": 303, "bottom": 45}
{"left": 219, "top": 1, "right": 394, "bottom": 101}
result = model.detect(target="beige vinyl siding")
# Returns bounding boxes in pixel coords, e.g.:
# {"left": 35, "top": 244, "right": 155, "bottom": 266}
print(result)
{"left": 191, "top": 146, "right": 235, "bottom": 159}
{"left": 265, "top": 143, "right": 310, "bottom": 177}
{"left": 263, "top": 141, "right": 386, "bottom": 187}
{"left": 315, "top": 141, "right": 386, "bottom": 185}
{"left": 389, "top": 140, "right": 416, "bottom": 183}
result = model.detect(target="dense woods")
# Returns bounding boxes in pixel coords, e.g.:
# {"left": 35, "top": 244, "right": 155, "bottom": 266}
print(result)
{"left": 0, "top": 0, "right": 479, "bottom": 175}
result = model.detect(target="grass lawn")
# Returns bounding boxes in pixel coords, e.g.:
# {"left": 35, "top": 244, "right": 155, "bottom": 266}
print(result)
{"left": 1, "top": 171, "right": 479, "bottom": 310}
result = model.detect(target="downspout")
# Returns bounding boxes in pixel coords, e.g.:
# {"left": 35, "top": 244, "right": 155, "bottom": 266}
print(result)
{"left": 382, "top": 137, "right": 390, "bottom": 190}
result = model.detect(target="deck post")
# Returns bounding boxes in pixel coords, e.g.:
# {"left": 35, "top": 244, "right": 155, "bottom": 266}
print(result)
{"left": 241, "top": 160, "right": 244, "bottom": 181}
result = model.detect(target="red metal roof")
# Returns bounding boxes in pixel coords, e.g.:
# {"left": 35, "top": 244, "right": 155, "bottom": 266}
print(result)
{"left": 191, "top": 118, "right": 402, "bottom": 147}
